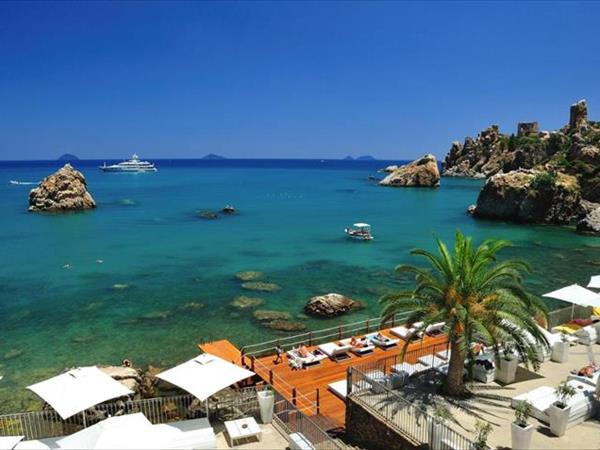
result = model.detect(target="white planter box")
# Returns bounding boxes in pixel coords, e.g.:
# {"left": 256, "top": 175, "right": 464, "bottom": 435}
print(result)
{"left": 495, "top": 357, "right": 518, "bottom": 384}
{"left": 551, "top": 341, "right": 569, "bottom": 363}
{"left": 257, "top": 390, "right": 275, "bottom": 424}
{"left": 549, "top": 403, "right": 571, "bottom": 437}
{"left": 511, "top": 422, "right": 534, "bottom": 450}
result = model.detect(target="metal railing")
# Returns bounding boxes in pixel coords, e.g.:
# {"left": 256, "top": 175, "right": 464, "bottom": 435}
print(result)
{"left": 349, "top": 365, "right": 475, "bottom": 450}
{"left": 547, "top": 304, "right": 592, "bottom": 328}
{"left": 273, "top": 392, "right": 344, "bottom": 450}
{"left": 241, "top": 312, "right": 410, "bottom": 359}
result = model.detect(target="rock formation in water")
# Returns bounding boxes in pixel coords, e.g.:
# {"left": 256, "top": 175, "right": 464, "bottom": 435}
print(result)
{"left": 379, "top": 154, "right": 440, "bottom": 187}
{"left": 577, "top": 201, "right": 600, "bottom": 235}
{"left": 443, "top": 100, "right": 600, "bottom": 230}
{"left": 28, "top": 164, "right": 96, "bottom": 212}
{"left": 304, "top": 293, "right": 363, "bottom": 317}
{"left": 473, "top": 169, "right": 581, "bottom": 224}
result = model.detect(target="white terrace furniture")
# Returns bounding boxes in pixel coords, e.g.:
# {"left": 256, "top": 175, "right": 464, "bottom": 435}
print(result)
{"left": 425, "top": 322, "right": 445, "bottom": 336}
{"left": 391, "top": 362, "right": 429, "bottom": 378}
{"left": 365, "top": 332, "right": 399, "bottom": 350}
{"left": 418, "top": 354, "right": 448, "bottom": 368}
{"left": 286, "top": 349, "right": 327, "bottom": 367}
{"left": 575, "top": 325, "right": 598, "bottom": 345}
{"left": 511, "top": 380, "right": 597, "bottom": 428}
{"left": 318, "top": 342, "right": 352, "bottom": 361}
{"left": 153, "top": 417, "right": 216, "bottom": 450}
{"left": 436, "top": 349, "right": 451, "bottom": 360}
{"left": 389, "top": 322, "right": 424, "bottom": 341}
{"left": 224, "top": 416, "right": 262, "bottom": 446}
{"left": 339, "top": 337, "right": 375, "bottom": 356}
{"left": 289, "top": 432, "right": 316, "bottom": 450}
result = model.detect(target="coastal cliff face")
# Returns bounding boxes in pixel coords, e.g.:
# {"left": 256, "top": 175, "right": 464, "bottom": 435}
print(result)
{"left": 474, "top": 170, "right": 581, "bottom": 224}
{"left": 29, "top": 164, "right": 96, "bottom": 212}
{"left": 445, "top": 100, "right": 600, "bottom": 233}
{"left": 379, "top": 154, "right": 440, "bottom": 187}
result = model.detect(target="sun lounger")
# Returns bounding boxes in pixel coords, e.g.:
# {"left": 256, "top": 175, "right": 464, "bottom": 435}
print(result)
{"left": 288, "top": 432, "right": 316, "bottom": 450}
{"left": 551, "top": 323, "right": 582, "bottom": 335}
{"left": 318, "top": 342, "right": 352, "bottom": 361}
{"left": 286, "top": 349, "right": 327, "bottom": 367}
{"left": 328, "top": 379, "right": 349, "bottom": 398}
{"left": 339, "top": 337, "right": 375, "bottom": 356}
{"left": 389, "top": 326, "right": 419, "bottom": 340}
{"left": 425, "top": 322, "right": 445, "bottom": 336}
{"left": 511, "top": 380, "right": 596, "bottom": 426}
{"left": 417, "top": 354, "right": 448, "bottom": 368}
{"left": 391, "top": 362, "right": 429, "bottom": 377}
{"left": 436, "top": 349, "right": 451, "bottom": 360}
{"left": 365, "top": 332, "right": 399, "bottom": 349}
{"left": 567, "top": 370, "right": 600, "bottom": 387}
{"left": 536, "top": 324, "right": 578, "bottom": 346}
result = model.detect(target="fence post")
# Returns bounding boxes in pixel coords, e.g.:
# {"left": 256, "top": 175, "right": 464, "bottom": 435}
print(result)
{"left": 337, "top": 327, "right": 342, "bottom": 340}
{"left": 292, "top": 388, "right": 297, "bottom": 406}
{"left": 269, "top": 369, "right": 274, "bottom": 385}
{"left": 316, "top": 388, "right": 320, "bottom": 414}
{"left": 308, "top": 331, "right": 313, "bottom": 346}
{"left": 365, "top": 319, "right": 370, "bottom": 334}
{"left": 346, "top": 367, "right": 352, "bottom": 401}
{"left": 251, "top": 356, "right": 255, "bottom": 372}
{"left": 391, "top": 315, "right": 395, "bottom": 328}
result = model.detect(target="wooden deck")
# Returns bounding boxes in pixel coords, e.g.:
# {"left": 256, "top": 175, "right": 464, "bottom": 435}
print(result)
{"left": 199, "top": 330, "right": 448, "bottom": 431}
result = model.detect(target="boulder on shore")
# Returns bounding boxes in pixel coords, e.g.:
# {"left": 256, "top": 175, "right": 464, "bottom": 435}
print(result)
{"left": 577, "top": 203, "right": 600, "bottom": 235}
{"left": 474, "top": 169, "right": 581, "bottom": 224}
{"left": 304, "top": 293, "right": 363, "bottom": 317}
{"left": 379, "top": 154, "right": 440, "bottom": 187}
{"left": 28, "top": 164, "right": 96, "bottom": 212}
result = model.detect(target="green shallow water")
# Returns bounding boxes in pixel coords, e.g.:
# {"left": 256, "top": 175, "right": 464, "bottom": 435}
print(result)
{"left": 0, "top": 159, "right": 598, "bottom": 412}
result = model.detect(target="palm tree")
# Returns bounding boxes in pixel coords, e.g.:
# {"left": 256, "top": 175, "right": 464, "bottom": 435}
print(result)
{"left": 381, "top": 231, "right": 548, "bottom": 397}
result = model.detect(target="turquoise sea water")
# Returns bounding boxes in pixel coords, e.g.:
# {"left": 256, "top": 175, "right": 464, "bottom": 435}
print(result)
{"left": 0, "top": 159, "right": 599, "bottom": 412}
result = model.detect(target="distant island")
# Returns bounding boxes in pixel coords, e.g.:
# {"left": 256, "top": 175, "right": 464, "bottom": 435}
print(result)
{"left": 202, "top": 153, "right": 227, "bottom": 160}
{"left": 343, "top": 155, "right": 376, "bottom": 161}
{"left": 57, "top": 153, "right": 79, "bottom": 161}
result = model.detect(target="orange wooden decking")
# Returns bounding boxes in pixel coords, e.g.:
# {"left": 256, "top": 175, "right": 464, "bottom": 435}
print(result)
{"left": 199, "top": 330, "right": 448, "bottom": 431}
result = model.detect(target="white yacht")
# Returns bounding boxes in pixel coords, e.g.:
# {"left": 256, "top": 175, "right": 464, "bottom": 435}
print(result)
{"left": 100, "top": 154, "right": 157, "bottom": 172}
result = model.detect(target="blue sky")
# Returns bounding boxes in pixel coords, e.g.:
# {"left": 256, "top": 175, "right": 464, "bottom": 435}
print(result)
{"left": 1, "top": 1, "right": 599, "bottom": 160}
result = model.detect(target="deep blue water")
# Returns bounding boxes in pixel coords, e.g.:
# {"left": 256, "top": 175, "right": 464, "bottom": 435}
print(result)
{"left": 0, "top": 158, "right": 598, "bottom": 412}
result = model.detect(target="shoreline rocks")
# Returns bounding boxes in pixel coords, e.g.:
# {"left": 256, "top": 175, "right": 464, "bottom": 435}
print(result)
{"left": 474, "top": 169, "right": 581, "bottom": 224}
{"left": 242, "top": 281, "right": 281, "bottom": 292}
{"left": 379, "top": 154, "right": 440, "bottom": 187}
{"left": 235, "top": 271, "right": 264, "bottom": 282}
{"left": 304, "top": 293, "right": 364, "bottom": 317}
{"left": 28, "top": 164, "right": 96, "bottom": 212}
{"left": 230, "top": 296, "right": 264, "bottom": 309}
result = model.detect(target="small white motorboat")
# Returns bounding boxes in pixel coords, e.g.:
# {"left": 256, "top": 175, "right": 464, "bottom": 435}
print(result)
{"left": 344, "top": 223, "right": 373, "bottom": 240}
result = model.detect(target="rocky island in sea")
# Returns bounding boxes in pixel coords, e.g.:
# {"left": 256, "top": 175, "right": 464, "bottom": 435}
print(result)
{"left": 442, "top": 100, "right": 600, "bottom": 235}
{"left": 28, "top": 164, "right": 96, "bottom": 212}
{"left": 379, "top": 154, "right": 440, "bottom": 187}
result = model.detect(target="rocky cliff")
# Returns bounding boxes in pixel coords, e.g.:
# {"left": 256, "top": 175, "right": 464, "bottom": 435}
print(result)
{"left": 29, "top": 164, "right": 96, "bottom": 212}
{"left": 444, "top": 100, "right": 600, "bottom": 234}
{"left": 443, "top": 100, "right": 600, "bottom": 204}
{"left": 379, "top": 154, "right": 440, "bottom": 187}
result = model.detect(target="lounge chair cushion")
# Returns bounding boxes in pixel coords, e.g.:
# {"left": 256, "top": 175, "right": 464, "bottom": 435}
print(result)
{"left": 318, "top": 343, "right": 352, "bottom": 357}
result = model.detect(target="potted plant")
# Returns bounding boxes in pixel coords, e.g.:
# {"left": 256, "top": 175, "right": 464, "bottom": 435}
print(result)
{"left": 256, "top": 385, "right": 275, "bottom": 424}
{"left": 472, "top": 420, "right": 492, "bottom": 450}
{"left": 430, "top": 405, "right": 452, "bottom": 450}
{"left": 495, "top": 342, "right": 518, "bottom": 384}
{"left": 511, "top": 400, "right": 534, "bottom": 450}
{"left": 548, "top": 380, "right": 576, "bottom": 436}
{"left": 550, "top": 334, "right": 569, "bottom": 363}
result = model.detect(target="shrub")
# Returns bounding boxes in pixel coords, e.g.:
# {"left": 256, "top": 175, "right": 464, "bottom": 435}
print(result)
{"left": 531, "top": 170, "right": 558, "bottom": 190}
{"left": 514, "top": 401, "right": 532, "bottom": 427}
{"left": 555, "top": 380, "right": 576, "bottom": 408}
{"left": 473, "top": 420, "right": 493, "bottom": 449}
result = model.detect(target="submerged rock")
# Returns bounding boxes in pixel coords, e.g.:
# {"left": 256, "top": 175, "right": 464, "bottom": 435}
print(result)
{"left": 379, "top": 154, "right": 440, "bottom": 187}
{"left": 198, "top": 211, "right": 217, "bottom": 220}
{"left": 112, "top": 283, "right": 130, "bottom": 290}
{"left": 138, "top": 311, "right": 171, "bottom": 321}
{"left": 230, "top": 296, "right": 264, "bottom": 309}
{"left": 28, "top": 164, "right": 96, "bottom": 212}
{"left": 253, "top": 310, "right": 292, "bottom": 321}
{"left": 4, "top": 349, "right": 24, "bottom": 360}
{"left": 242, "top": 281, "right": 281, "bottom": 292}
{"left": 265, "top": 320, "right": 306, "bottom": 332}
{"left": 304, "top": 293, "right": 364, "bottom": 317}
{"left": 577, "top": 205, "right": 600, "bottom": 235}
{"left": 178, "top": 302, "right": 204, "bottom": 311}
{"left": 235, "top": 271, "right": 264, "bottom": 282}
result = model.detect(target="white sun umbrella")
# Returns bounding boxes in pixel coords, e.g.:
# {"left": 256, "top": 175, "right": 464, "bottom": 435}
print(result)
{"left": 156, "top": 353, "right": 254, "bottom": 405}
{"left": 27, "top": 366, "right": 133, "bottom": 421}
{"left": 0, "top": 435, "right": 24, "bottom": 450}
{"left": 543, "top": 284, "right": 600, "bottom": 319}
{"left": 588, "top": 275, "right": 600, "bottom": 289}
{"left": 56, "top": 413, "right": 170, "bottom": 449}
